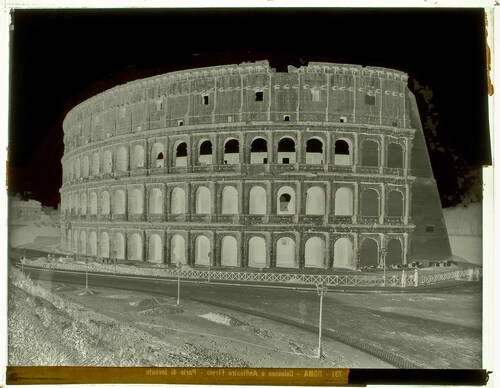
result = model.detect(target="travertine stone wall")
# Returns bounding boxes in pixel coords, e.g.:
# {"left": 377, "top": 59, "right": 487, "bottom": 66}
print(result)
{"left": 60, "top": 61, "right": 451, "bottom": 269}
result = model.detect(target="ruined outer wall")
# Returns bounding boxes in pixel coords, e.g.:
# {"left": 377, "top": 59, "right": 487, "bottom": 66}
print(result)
{"left": 62, "top": 61, "right": 410, "bottom": 147}
{"left": 408, "top": 93, "right": 452, "bottom": 260}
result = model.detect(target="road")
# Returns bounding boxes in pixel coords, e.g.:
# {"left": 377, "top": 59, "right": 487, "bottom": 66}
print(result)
{"left": 20, "top": 265, "right": 482, "bottom": 369}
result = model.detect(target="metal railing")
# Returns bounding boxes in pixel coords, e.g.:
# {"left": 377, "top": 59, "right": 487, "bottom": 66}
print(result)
{"left": 26, "top": 259, "right": 481, "bottom": 288}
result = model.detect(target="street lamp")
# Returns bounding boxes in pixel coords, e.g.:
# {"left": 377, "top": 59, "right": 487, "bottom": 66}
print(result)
{"left": 176, "top": 262, "right": 181, "bottom": 306}
{"left": 316, "top": 283, "right": 328, "bottom": 359}
{"left": 85, "top": 258, "right": 89, "bottom": 290}
{"left": 207, "top": 252, "right": 211, "bottom": 283}
{"left": 381, "top": 247, "right": 387, "bottom": 287}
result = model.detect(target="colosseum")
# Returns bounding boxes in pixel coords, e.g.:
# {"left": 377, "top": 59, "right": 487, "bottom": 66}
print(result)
{"left": 59, "top": 60, "right": 451, "bottom": 270}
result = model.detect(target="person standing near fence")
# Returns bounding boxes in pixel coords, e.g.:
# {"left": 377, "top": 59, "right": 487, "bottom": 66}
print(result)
{"left": 414, "top": 267, "right": 419, "bottom": 287}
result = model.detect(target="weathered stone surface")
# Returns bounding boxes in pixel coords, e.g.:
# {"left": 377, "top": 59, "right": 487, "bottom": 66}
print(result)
{"left": 59, "top": 61, "right": 451, "bottom": 270}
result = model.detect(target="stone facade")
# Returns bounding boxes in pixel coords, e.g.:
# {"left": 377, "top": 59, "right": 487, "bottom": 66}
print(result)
{"left": 9, "top": 197, "right": 42, "bottom": 225}
{"left": 59, "top": 60, "right": 451, "bottom": 269}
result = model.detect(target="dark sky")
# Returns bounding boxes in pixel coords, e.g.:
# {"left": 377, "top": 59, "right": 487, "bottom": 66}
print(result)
{"left": 8, "top": 8, "right": 491, "bottom": 208}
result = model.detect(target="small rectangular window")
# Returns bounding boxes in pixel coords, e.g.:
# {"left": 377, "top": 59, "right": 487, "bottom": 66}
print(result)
{"left": 202, "top": 95, "right": 209, "bottom": 105}
{"left": 263, "top": 158, "right": 268, "bottom": 164}
{"left": 283, "top": 115, "right": 290, "bottom": 122}
{"left": 311, "top": 89, "right": 320, "bottom": 102}
{"left": 255, "top": 91, "right": 264, "bottom": 101}
{"left": 178, "top": 120, "right": 184, "bottom": 126}
{"left": 282, "top": 158, "right": 290, "bottom": 164}
{"left": 340, "top": 116, "right": 347, "bottom": 123}
{"left": 426, "top": 225, "right": 435, "bottom": 233}
{"left": 365, "top": 94, "right": 376, "bottom": 105}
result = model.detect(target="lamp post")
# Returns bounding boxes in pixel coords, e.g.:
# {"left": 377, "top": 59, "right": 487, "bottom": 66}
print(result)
{"left": 176, "top": 262, "right": 181, "bottom": 306}
{"left": 381, "top": 247, "right": 387, "bottom": 287}
{"left": 316, "top": 283, "right": 328, "bottom": 359}
{"left": 85, "top": 258, "right": 89, "bottom": 290}
{"left": 207, "top": 252, "right": 211, "bottom": 283}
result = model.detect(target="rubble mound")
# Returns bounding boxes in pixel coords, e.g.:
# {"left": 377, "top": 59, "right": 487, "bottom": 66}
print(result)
{"left": 138, "top": 305, "right": 184, "bottom": 316}
{"left": 199, "top": 312, "right": 247, "bottom": 327}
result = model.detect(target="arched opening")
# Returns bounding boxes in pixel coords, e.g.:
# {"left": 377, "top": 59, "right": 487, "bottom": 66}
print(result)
{"left": 198, "top": 140, "right": 213, "bottom": 165}
{"left": 129, "top": 189, "right": 143, "bottom": 215}
{"left": 72, "top": 193, "right": 78, "bottom": 214}
{"left": 170, "top": 187, "right": 186, "bottom": 214}
{"left": 248, "top": 236, "right": 266, "bottom": 267}
{"left": 69, "top": 160, "right": 76, "bottom": 180}
{"left": 306, "top": 138, "right": 324, "bottom": 164}
{"left": 361, "top": 189, "right": 379, "bottom": 216}
{"left": 249, "top": 186, "right": 267, "bottom": 215}
{"left": 113, "top": 233, "right": 125, "bottom": 260}
{"left": 170, "top": 235, "right": 186, "bottom": 265}
{"left": 73, "top": 230, "right": 78, "bottom": 252}
{"left": 250, "top": 138, "right": 268, "bottom": 164}
{"left": 333, "top": 238, "right": 354, "bottom": 268}
{"left": 132, "top": 145, "right": 145, "bottom": 169}
{"left": 276, "top": 237, "right": 296, "bottom": 268}
{"left": 100, "top": 191, "right": 110, "bottom": 215}
{"left": 88, "top": 231, "right": 97, "bottom": 256}
{"left": 305, "top": 237, "right": 325, "bottom": 268}
{"left": 156, "top": 152, "right": 164, "bottom": 167}
{"left": 361, "top": 140, "right": 379, "bottom": 167}
{"left": 360, "top": 239, "right": 378, "bottom": 268}
{"left": 128, "top": 233, "right": 143, "bottom": 261}
{"left": 149, "top": 188, "right": 163, "bottom": 214}
{"left": 152, "top": 143, "right": 165, "bottom": 168}
{"left": 66, "top": 230, "right": 72, "bottom": 250}
{"left": 79, "top": 231, "right": 87, "bottom": 254}
{"left": 387, "top": 191, "right": 404, "bottom": 217}
{"left": 195, "top": 187, "right": 211, "bottom": 214}
{"left": 80, "top": 193, "right": 87, "bottom": 215}
{"left": 113, "top": 190, "right": 126, "bottom": 215}
{"left": 224, "top": 139, "right": 240, "bottom": 165}
{"left": 277, "top": 186, "right": 295, "bottom": 214}
{"left": 75, "top": 158, "right": 81, "bottom": 179}
{"left": 221, "top": 236, "right": 238, "bottom": 267}
{"left": 387, "top": 143, "right": 404, "bottom": 169}
{"left": 195, "top": 235, "right": 211, "bottom": 265}
{"left": 103, "top": 150, "right": 112, "bottom": 173}
{"left": 99, "top": 232, "right": 110, "bottom": 258}
{"left": 334, "top": 187, "right": 354, "bottom": 216}
{"left": 387, "top": 239, "right": 403, "bottom": 266}
{"left": 148, "top": 234, "right": 162, "bottom": 263}
{"left": 277, "top": 137, "right": 296, "bottom": 164}
{"left": 69, "top": 160, "right": 74, "bottom": 180}
{"left": 305, "top": 187, "right": 326, "bottom": 215}
{"left": 82, "top": 155, "right": 90, "bottom": 177}
{"left": 221, "top": 186, "right": 238, "bottom": 214}
{"left": 334, "top": 140, "right": 351, "bottom": 165}
{"left": 175, "top": 142, "right": 188, "bottom": 167}
{"left": 89, "top": 192, "right": 97, "bottom": 215}
{"left": 92, "top": 152, "right": 100, "bottom": 175}
{"left": 115, "top": 146, "right": 128, "bottom": 172}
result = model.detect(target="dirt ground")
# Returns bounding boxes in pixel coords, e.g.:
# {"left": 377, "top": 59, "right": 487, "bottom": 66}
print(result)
{"left": 34, "top": 280, "right": 390, "bottom": 368}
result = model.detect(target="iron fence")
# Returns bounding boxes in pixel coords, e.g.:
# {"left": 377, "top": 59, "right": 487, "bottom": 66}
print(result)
{"left": 26, "top": 260, "right": 481, "bottom": 288}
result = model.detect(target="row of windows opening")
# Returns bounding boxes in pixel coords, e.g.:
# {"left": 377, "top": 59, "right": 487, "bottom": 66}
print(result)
{"left": 65, "top": 186, "right": 405, "bottom": 217}
{"left": 65, "top": 138, "right": 405, "bottom": 179}
{"left": 66, "top": 232, "right": 404, "bottom": 269}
